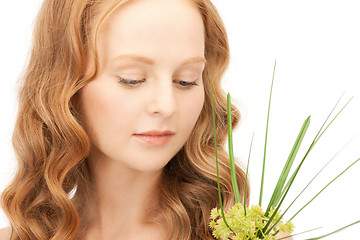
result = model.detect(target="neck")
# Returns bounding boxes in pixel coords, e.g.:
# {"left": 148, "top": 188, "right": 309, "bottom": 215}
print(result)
{"left": 82, "top": 155, "right": 165, "bottom": 239}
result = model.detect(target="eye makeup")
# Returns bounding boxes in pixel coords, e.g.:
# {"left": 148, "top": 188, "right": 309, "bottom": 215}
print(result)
{"left": 117, "top": 76, "right": 199, "bottom": 89}
{"left": 173, "top": 80, "right": 198, "bottom": 88}
{"left": 117, "top": 76, "right": 146, "bottom": 87}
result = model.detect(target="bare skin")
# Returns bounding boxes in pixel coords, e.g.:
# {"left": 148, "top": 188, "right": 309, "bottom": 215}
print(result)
{"left": 77, "top": 0, "right": 205, "bottom": 239}
{"left": 0, "top": 0, "right": 295, "bottom": 239}
{"left": 0, "top": 227, "right": 10, "bottom": 240}
{"left": 1, "top": 0, "right": 204, "bottom": 239}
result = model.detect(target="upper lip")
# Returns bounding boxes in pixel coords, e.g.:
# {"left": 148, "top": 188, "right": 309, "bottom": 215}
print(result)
{"left": 134, "top": 130, "right": 175, "bottom": 136}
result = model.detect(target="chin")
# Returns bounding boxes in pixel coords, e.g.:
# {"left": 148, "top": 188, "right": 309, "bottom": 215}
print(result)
{"left": 125, "top": 157, "right": 172, "bottom": 173}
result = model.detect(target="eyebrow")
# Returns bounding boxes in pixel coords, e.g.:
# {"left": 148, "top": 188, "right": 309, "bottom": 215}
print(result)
{"left": 112, "top": 54, "right": 207, "bottom": 67}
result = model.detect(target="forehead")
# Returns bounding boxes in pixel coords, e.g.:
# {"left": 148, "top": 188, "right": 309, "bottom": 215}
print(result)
{"left": 97, "top": 0, "right": 205, "bottom": 66}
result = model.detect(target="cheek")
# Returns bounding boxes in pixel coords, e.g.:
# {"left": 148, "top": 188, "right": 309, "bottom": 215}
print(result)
{"left": 83, "top": 77, "right": 145, "bottom": 115}
{"left": 79, "top": 80, "right": 141, "bottom": 142}
{"left": 179, "top": 88, "right": 205, "bottom": 131}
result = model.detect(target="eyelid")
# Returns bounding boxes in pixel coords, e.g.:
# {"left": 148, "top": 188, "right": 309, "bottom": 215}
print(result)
{"left": 173, "top": 79, "right": 199, "bottom": 88}
{"left": 117, "top": 76, "right": 146, "bottom": 86}
{"left": 117, "top": 76, "right": 199, "bottom": 88}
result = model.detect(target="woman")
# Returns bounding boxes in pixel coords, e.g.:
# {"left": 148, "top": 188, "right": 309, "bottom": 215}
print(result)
{"left": 0, "top": 0, "right": 249, "bottom": 239}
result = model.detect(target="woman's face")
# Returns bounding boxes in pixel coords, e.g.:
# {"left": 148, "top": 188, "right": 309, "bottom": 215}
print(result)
{"left": 79, "top": 0, "right": 206, "bottom": 172}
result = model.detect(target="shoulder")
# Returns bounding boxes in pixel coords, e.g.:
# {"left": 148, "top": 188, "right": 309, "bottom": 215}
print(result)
{"left": 0, "top": 227, "right": 11, "bottom": 239}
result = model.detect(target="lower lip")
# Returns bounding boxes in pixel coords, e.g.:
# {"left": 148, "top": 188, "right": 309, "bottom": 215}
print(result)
{"left": 133, "top": 134, "right": 174, "bottom": 146}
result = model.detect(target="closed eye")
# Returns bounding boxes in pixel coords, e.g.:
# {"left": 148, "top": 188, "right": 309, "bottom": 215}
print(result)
{"left": 117, "top": 77, "right": 146, "bottom": 86}
{"left": 173, "top": 80, "right": 198, "bottom": 88}
{"left": 117, "top": 77, "right": 198, "bottom": 88}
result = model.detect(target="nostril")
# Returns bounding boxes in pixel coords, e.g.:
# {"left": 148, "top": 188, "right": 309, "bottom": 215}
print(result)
{"left": 149, "top": 90, "right": 177, "bottom": 117}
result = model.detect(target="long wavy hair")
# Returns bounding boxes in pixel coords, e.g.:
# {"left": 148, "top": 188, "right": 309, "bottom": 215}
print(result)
{"left": 1, "top": 0, "right": 250, "bottom": 239}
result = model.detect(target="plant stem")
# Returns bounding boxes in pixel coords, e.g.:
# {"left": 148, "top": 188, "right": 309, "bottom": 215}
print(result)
{"left": 260, "top": 59, "right": 277, "bottom": 206}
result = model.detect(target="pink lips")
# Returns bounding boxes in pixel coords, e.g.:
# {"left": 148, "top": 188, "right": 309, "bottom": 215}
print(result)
{"left": 133, "top": 130, "right": 175, "bottom": 146}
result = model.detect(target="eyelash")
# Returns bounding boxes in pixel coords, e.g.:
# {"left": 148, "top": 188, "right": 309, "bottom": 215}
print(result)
{"left": 117, "top": 77, "right": 198, "bottom": 88}
{"left": 117, "top": 77, "right": 146, "bottom": 86}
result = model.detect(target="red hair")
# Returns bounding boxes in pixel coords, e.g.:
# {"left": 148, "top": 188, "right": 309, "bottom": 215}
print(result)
{"left": 1, "top": 0, "right": 249, "bottom": 239}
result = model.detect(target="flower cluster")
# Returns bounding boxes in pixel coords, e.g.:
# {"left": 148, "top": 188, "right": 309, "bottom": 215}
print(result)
{"left": 209, "top": 204, "right": 294, "bottom": 240}
{"left": 208, "top": 63, "right": 360, "bottom": 239}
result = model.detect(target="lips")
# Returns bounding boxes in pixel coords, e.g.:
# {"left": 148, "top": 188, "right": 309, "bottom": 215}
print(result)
{"left": 133, "top": 130, "right": 175, "bottom": 146}
{"left": 134, "top": 130, "right": 175, "bottom": 136}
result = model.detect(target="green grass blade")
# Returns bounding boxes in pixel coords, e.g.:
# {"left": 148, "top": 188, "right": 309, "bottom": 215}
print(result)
{"left": 266, "top": 136, "right": 356, "bottom": 235}
{"left": 290, "top": 156, "right": 360, "bottom": 221}
{"left": 304, "top": 220, "right": 360, "bottom": 240}
{"left": 279, "top": 95, "right": 352, "bottom": 203}
{"left": 306, "top": 93, "right": 347, "bottom": 152}
{"left": 265, "top": 95, "right": 353, "bottom": 232}
{"left": 262, "top": 118, "right": 316, "bottom": 235}
{"left": 260, "top": 59, "right": 277, "bottom": 206}
{"left": 244, "top": 133, "right": 254, "bottom": 216}
{"left": 227, "top": 93, "right": 241, "bottom": 204}
{"left": 313, "top": 96, "right": 353, "bottom": 146}
{"left": 274, "top": 135, "right": 357, "bottom": 224}
{"left": 209, "top": 76, "right": 235, "bottom": 235}
{"left": 276, "top": 227, "right": 323, "bottom": 240}
{"left": 265, "top": 116, "right": 311, "bottom": 215}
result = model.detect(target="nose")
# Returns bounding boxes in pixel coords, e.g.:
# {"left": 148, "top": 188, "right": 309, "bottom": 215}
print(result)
{"left": 147, "top": 80, "right": 177, "bottom": 118}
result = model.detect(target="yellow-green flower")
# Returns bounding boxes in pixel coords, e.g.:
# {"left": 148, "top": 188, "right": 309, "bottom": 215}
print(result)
{"left": 209, "top": 204, "right": 294, "bottom": 240}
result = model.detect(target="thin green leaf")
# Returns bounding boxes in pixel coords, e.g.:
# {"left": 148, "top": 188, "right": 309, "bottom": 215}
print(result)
{"left": 273, "top": 134, "right": 358, "bottom": 229}
{"left": 290, "top": 157, "right": 360, "bottom": 220}
{"left": 313, "top": 96, "right": 353, "bottom": 146}
{"left": 260, "top": 59, "right": 277, "bottom": 206}
{"left": 244, "top": 133, "right": 254, "bottom": 216}
{"left": 261, "top": 117, "right": 310, "bottom": 235}
{"left": 304, "top": 220, "right": 360, "bottom": 240}
{"left": 209, "top": 76, "right": 235, "bottom": 235}
{"left": 278, "top": 96, "right": 352, "bottom": 206}
{"left": 302, "top": 93, "right": 348, "bottom": 158}
{"left": 227, "top": 93, "right": 241, "bottom": 204}
{"left": 276, "top": 227, "right": 323, "bottom": 240}
{"left": 264, "top": 95, "right": 352, "bottom": 234}
{"left": 265, "top": 116, "right": 311, "bottom": 215}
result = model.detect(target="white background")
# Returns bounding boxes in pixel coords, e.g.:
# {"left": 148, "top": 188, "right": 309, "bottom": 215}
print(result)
{"left": 1, "top": 0, "right": 359, "bottom": 239}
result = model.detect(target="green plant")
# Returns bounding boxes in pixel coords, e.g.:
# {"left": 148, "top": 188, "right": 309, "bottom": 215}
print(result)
{"left": 209, "top": 61, "right": 360, "bottom": 240}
